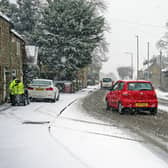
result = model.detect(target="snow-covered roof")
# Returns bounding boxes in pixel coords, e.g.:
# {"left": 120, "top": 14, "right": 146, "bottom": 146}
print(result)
{"left": 0, "top": 13, "right": 24, "bottom": 41}
{"left": 0, "top": 11, "right": 11, "bottom": 23}
{"left": 11, "top": 29, "right": 25, "bottom": 41}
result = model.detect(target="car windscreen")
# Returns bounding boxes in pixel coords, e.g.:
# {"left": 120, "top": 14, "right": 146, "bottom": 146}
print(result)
{"left": 128, "top": 82, "right": 153, "bottom": 91}
{"left": 31, "top": 80, "right": 52, "bottom": 86}
{"left": 103, "top": 78, "right": 112, "bottom": 82}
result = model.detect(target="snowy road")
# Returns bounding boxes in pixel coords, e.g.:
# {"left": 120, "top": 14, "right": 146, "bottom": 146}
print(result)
{"left": 0, "top": 87, "right": 168, "bottom": 168}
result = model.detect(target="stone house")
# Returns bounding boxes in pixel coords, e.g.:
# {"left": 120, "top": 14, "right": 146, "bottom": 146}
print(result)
{"left": 148, "top": 62, "right": 160, "bottom": 88}
{"left": 141, "top": 55, "right": 168, "bottom": 89}
{"left": 160, "top": 67, "right": 168, "bottom": 91}
{"left": 141, "top": 62, "right": 160, "bottom": 88}
{"left": 0, "top": 12, "right": 26, "bottom": 103}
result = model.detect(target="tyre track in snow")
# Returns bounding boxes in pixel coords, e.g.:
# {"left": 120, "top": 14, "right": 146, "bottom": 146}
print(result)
{"left": 21, "top": 99, "right": 92, "bottom": 168}
{"left": 47, "top": 95, "right": 149, "bottom": 168}
{"left": 48, "top": 98, "right": 93, "bottom": 168}
{"left": 82, "top": 89, "right": 168, "bottom": 157}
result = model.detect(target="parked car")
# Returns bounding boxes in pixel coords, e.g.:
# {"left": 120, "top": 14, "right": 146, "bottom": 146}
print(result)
{"left": 54, "top": 81, "right": 65, "bottom": 92}
{"left": 28, "top": 79, "right": 59, "bottom": 102}
{"left": 54, "top": 80, "right": 75, "bottom": 93}
{"left": 101, "top": 78, "right": 114, "bottom": 89}
{"left": 105, "top": 80, "right": 158, "bottom": 115}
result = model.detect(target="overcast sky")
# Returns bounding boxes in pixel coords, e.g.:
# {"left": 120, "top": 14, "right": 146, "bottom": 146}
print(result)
{"left": 102, "top": 0, "right": 168, "bottom": 77}
{"left": 10, "top": 0, "right": 168, "bottom": 78}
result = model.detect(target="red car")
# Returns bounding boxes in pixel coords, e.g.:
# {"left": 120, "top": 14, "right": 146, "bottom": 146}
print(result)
{"left": 105, "top": 80, "right": 158, "bottom": 115}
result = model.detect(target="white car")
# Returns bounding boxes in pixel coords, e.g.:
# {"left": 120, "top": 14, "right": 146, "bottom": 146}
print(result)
{"left": 101, "top": 78, "right": 113, "bottom": 89}
{"left": 28, "top": 79, "right": 59, "bottom": 102}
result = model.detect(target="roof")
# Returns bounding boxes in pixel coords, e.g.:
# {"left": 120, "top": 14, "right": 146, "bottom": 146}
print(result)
{"left": 0, "top": 13, "right": 23, "bottom": 41}
{"left": 0, "top": 12, "right": 11, "bottom": 23}
{"left": 11, "top": 29, "right": 25, "bottom": 41}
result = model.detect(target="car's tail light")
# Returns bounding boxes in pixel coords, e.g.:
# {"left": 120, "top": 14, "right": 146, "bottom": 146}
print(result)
{"left": 46, "top": 87, "right": 54, "bottom": 91}
{"left": 28, "top": 87, "right": 34, "bottom": 90}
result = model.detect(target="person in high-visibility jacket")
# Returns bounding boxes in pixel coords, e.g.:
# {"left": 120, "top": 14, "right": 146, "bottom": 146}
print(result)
{"left": 13, "top": 79, "right": 24, "bottom": 95}
{"left": 9, "top": 79, "right": 24, "bottom": 105}
{"left": 9, "top": 78, "right": 17, "bottom": 105}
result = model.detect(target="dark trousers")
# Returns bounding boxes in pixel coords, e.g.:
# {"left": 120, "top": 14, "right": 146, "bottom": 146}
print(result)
{"left": 10, "top": 94, "right": 15, "bottom": 105}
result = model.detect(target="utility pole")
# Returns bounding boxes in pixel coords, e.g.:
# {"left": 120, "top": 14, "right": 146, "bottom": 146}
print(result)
{"left": 136, "top": 35, "right": 139, "bottom": 80}
{"left": 147, "top": 42, "right": 150, "bottom": 80}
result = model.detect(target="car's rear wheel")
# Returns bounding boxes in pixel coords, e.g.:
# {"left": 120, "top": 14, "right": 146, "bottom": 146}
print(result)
{"left": 52, "top": 95, "right": 56, "bottom": 102}
{"left": 30, "top": 98, "right": 35, "bottom": 102}
{"left": 150, "top": 107, "right": 157, "bottom": 115}
{"left": 130, "top": 108, "right": 137, "bottom": 115}
{"left": 118, "top": 102, "right": 124, "bottom": 115}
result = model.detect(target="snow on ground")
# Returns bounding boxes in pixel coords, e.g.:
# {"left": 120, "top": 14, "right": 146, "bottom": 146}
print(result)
{"left": 158, "top": 104, "right": 168, "bottom": 112}
{"left": 156, "top": 89, "right": 168, "bottom": 112}
{"left": 0, "top": 86, "right": 168, "bottom": 168}
{"left": 156, "top": 89, "right": 168, "bottom": 100}
{"left": 50, "top": 94, "right": 168, "bottom": 168}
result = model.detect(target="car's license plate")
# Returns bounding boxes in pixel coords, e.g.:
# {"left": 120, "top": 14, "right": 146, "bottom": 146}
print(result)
{"left": 136, "top": 103, "right": 148, "bottom": 107}
{"left": 36, "top": 88, "right": 44, "bottom": 91}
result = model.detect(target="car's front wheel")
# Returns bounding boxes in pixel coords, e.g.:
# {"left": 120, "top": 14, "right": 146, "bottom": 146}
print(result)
{"left": 106, "top": 101, "right": 111, "bottom": 111}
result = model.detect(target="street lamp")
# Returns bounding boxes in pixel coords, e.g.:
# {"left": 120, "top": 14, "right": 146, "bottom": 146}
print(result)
{"left": 124, "top": 52, "right": 133, "bottom": 79}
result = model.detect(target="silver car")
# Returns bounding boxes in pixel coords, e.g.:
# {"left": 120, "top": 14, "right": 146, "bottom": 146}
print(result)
{"left": 28, "top": 79, "right": 59, "bottom": 102}
{"left": 101, "top": 78, "right": 113, "bottom": 89}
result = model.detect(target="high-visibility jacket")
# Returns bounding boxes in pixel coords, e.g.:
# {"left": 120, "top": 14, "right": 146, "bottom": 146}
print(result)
{"left": 9, "top": 80, "right": 24, "bottom": 95}
{"left": 9, "top": 79, "right": 17, "bottom": 95}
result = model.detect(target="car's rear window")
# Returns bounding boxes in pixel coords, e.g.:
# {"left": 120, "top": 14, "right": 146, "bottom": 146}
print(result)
{"left": 128, "top": 82, "right": 153, "bottom": 91}
{"left": 103, "top": 78, "right": 112, "bottom": 82}
{"left": 31, "top": 80, "right": 52, "bottom": 86}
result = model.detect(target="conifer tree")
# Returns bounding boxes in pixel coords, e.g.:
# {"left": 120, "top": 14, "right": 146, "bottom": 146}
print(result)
{"left": 35, "top": 0, "right": 106, "bottom": 80}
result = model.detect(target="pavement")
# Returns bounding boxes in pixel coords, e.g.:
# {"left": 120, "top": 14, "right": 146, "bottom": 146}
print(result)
{"left": 0, "top": 103, "right": 11, "bottom": 112}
